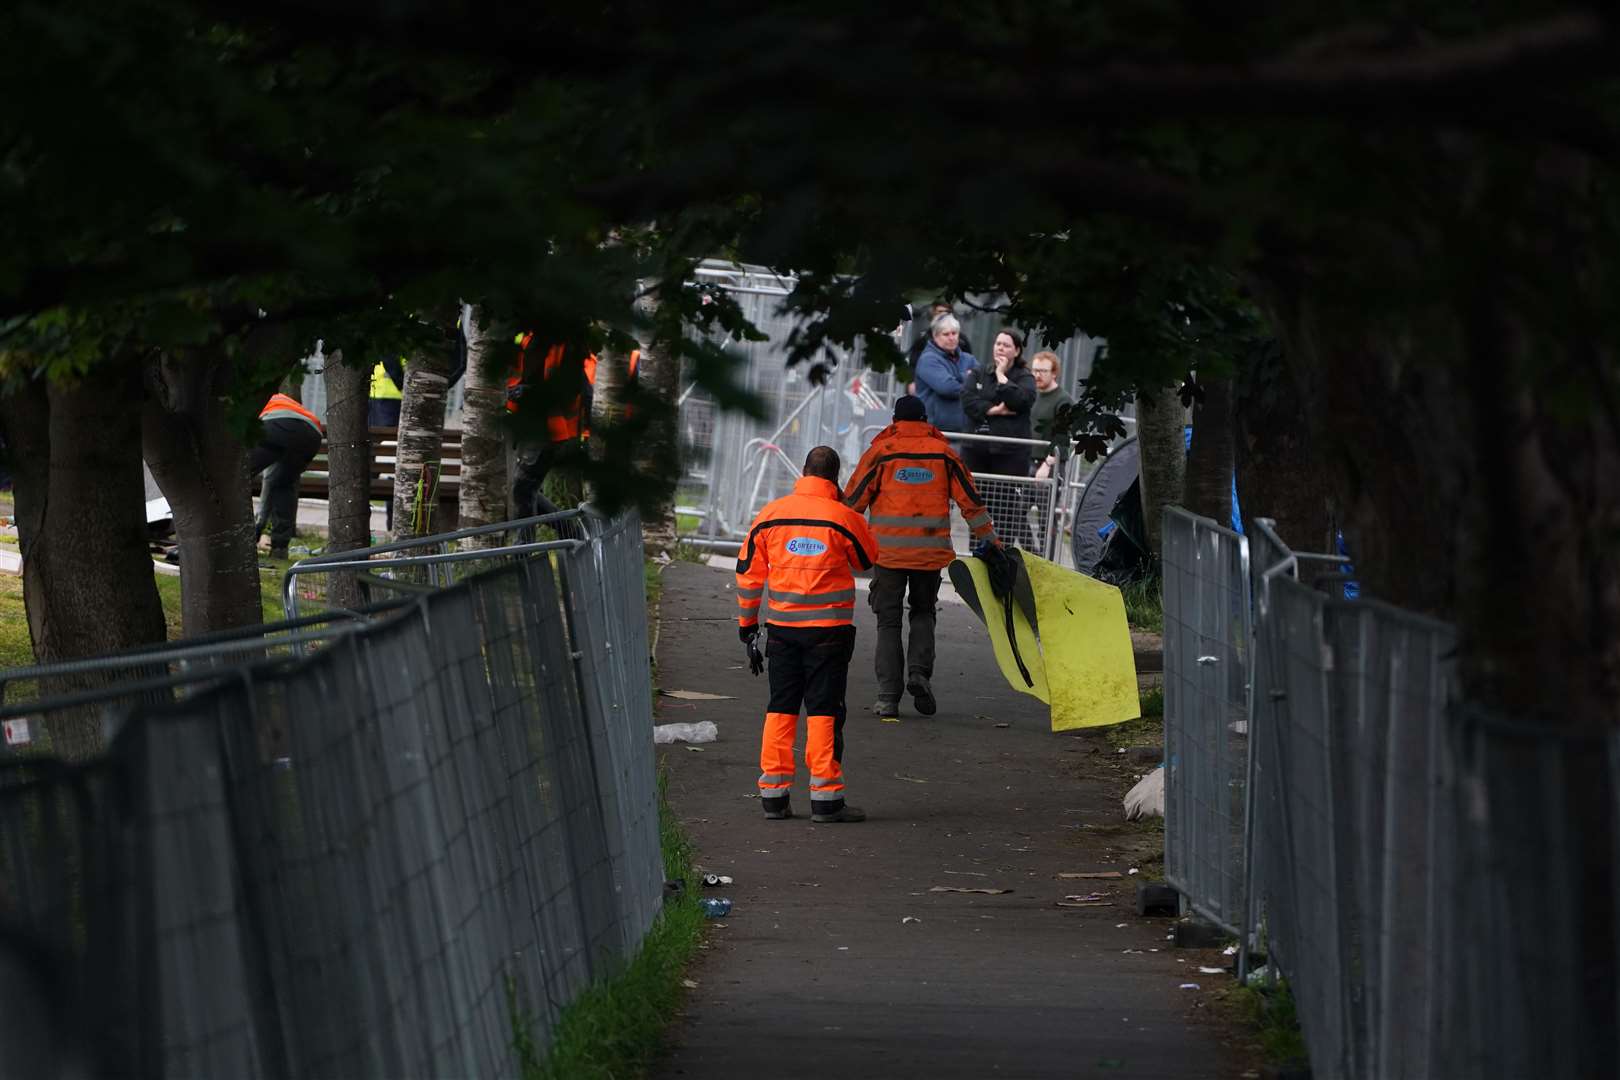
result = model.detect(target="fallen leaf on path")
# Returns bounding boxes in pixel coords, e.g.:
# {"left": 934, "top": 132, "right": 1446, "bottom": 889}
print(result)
{"left": 943, "top": 870, "right": 987, "bottom": 877}
{"left": 893, "top": 774, "right": 929, "bottom": 784}
{"left": 1058, "top": 871, "right": 1123, "bottom": 879}
{"left": 1065, "top": 893, "right": 1107, "bottom": 902}
{"left": 1198, "top": 966, "right": 1226, "bottom": 974}
{"left": 929, "top": 885, "right": 1012, "bottom": 895}
{"left": 685, "top": 746, "right": 705, "bottom": 752}
{"left": 681, "top": 979, "right": 699, "bottom": 989}
{"left": 661, "top": 689, "right": 735, "bottom": 701}
{"left": 901, "top": 916, "right": 921, "bottom": 924}
{"left": 1179, "top": 983, "right": 1201, "bottom": 990}
{"left": 994, "top": 722, "right": 1010, "bottom": 729}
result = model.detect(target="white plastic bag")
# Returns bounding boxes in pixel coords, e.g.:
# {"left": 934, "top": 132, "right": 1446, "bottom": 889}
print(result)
{"left": 1123, "top": 764, "right": 1165, "bottom": 820}
{"left": 653, "top": 721, "right": 719, "bottom": 745}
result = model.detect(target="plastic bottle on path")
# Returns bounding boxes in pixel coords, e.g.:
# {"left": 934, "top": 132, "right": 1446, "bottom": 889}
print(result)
{"left": 698, "top": 898, "right": 732, "bottom": 918}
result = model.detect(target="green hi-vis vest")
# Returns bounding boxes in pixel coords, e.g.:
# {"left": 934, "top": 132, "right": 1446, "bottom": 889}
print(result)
{"left": 370, "top": 360, "right": 403, "bottom": 400}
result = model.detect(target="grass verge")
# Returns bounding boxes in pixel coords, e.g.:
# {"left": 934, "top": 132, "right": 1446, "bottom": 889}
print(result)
{"left": 1121, "top": 574, "right": 1164, "bottom": 633}
{"left": 1232, "top": 981, "right": 1309, "bottom": 1067}
{"left": 1104, "top": 687, "right": 1164, "bottom": 751}
{"left": 516, "top": 769, "right": 703, "bottom": 1080}
{"left": 0, "top": 527, "right": 331, "bottom": 677}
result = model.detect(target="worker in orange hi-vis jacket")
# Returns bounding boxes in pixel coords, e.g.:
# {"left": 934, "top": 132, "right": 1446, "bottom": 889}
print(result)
{"left": 843, "top": 395, "right": 999, "bottom": 722}
{"left": 736, "top": 446, "right": 878, "bottom": 823}
{"left": 251, "top": 392, "right": 325, "bottom": 559}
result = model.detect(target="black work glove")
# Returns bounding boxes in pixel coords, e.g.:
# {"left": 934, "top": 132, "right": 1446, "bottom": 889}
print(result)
{"left": 974, "top": 540, "right": 1018, "bottom": 600}
{"left": 505, "top": 383, "right": 525, "bottom": 402}
{"left": 739, "top": 626, "right": 764, "bottom": 676}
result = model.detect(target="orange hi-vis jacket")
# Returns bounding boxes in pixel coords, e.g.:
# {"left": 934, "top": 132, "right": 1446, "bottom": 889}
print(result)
{"left": 507, "top": 333, "right": 640, "bottom": 442}
{"left": 260, "top": 393, "right": 324, "bottom": 434}
{"left": 736, "top": 476, "right": 878, "bottom": 631}
{"left": 843, "top": 419, "right": 997, "bottom": 570}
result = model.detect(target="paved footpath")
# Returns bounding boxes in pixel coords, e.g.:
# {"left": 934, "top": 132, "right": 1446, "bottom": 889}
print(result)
{"left": 653, "top": 561, "right": 1242, "bottom": 1080}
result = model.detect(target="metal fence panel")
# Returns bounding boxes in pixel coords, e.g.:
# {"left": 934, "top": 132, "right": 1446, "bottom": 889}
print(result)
{"left": 1161, "top": 507, "right": 1252, "bottom": 935}
{"left": 0, "top": 512, "right": 659, "bottom": 1078}
{"left": 678, "top": 262, "right": 1102, "bottom": 547}
{"left": 1251, "top": 568, "right": 1460, "bottom": 1080}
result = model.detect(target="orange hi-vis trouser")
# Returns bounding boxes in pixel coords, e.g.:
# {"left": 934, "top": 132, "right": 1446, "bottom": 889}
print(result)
{"left": 760, "top": 624, "right": 857, "bottom": 815}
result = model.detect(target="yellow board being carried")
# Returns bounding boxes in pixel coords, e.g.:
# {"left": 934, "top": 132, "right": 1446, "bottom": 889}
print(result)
{"left": 948, "top": 550, "right": 1140, "bottom": 731}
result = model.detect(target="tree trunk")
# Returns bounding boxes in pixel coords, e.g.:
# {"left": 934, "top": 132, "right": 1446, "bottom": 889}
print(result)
{"left": 142, "top": 355, "right": 262, "bottom": 636}
{"left": 587, "top": 344, "right": 630, "bottom": 508}
{"left": 323, "top": 348, "right": 371, "bottom": 609}
{"left": 1184, "top": 373, "right": 1234, "bottom": 527}
{"left": 630, "top": 286, "right": 680, "bottom": 556}
{"left": 1264, "top": 265, "right": 1620, "bottom": 1067}
{"left": 1134, "top": 384, "right": 1186, "bottom": 559}
{"left": 455, "top": 304, "right": 509, "bottom": 548}
{"left": 0, "top": 368, "right": 166, "bottom": 757}
{"left": 391, "top": 345, "right": 453, "bottom": 541}
{"left": 1231, "top": 339, "right": 1334, "bottom": 554}
{"left": 1257, "top": 276, "right": 1460, "bottom": 616}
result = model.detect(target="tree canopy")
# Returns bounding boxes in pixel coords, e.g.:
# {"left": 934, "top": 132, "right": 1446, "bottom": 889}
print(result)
{"left": 4, "top": 3, "right": 1618, "bottom": 706}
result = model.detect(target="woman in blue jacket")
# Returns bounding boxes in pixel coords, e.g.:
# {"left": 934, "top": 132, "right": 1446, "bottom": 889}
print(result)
{"left": 913, "top": 314, "right": 977, "bottom": 432}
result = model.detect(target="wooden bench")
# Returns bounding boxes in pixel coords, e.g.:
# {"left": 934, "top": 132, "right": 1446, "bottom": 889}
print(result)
{"left": 294, "top": 426, "right": 466, "bottom": 529}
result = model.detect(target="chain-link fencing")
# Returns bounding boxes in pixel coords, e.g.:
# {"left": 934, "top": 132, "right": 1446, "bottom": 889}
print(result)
{"left": 1160, "top": 508, "right": 1252, "bottom": 942}
{"left": 677, "top": 261, "right": 1103, "bottom": 551}
{"left": 0, "top": 508, "right": 661, "bottom": 1078}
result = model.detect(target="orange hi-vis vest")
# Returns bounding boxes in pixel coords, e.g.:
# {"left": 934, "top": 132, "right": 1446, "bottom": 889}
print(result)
{"left": 736, "top": 476, "right": 877, "bottom": 630}
{"left": 259, "top": 393, "right": 323, "bottom": 434}
{"left": 506, "top": 333, "right": 641, "bottom": 440}
{"left": 843, "top": 419, "right": 996, "bottom": 570}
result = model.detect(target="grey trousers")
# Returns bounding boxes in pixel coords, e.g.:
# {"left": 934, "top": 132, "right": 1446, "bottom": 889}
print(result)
{"left": 868, "top": 566, "right": 941, "bottom": 703}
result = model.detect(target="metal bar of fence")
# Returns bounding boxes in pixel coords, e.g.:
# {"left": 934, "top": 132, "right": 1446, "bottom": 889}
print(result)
{"left": 948, "top": 430, "right": 1055, "bottom": 449}
{"left": 283, "top": 537, "right": 584, "bottom": 621}
{"left": 291, "top": 507, "right": 589, "bottom": 566}
{"left": 0, "top": 623, "right": 379, "bottom": 718}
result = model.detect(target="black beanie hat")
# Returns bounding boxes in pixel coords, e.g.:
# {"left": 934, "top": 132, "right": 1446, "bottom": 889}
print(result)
{"left": 893, "top": 395, "right": 927, "bottom": 422}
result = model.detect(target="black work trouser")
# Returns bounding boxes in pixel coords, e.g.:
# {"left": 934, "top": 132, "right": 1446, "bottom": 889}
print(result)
{"left": 965, "top": 445, "right": 1036, "bottom": 550}
{"left": 762, "top": 624, "right": 856, "bottom": 813}
{"left": 868, "top": 566, "right": 941, "bottom": 705}
{"left": 250, "top": 418, "right": 322, "bottom": 551}
{"left": 510, "top": 439, "right": 590, "bottom": 541}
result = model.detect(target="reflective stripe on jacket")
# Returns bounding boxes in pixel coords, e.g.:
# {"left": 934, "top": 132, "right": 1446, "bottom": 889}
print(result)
{"left": 736, "top": 476, "right": 877, "bottom": 630}
{"left": 843, "top": 419, "right": 996, "bottom": 570}
{"left": 259, "top": 393, "right": 323, "bottom": 434}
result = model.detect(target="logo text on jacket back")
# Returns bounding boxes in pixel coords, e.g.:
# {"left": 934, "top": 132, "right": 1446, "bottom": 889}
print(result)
{"left": 895, "top": 466, "right": 935, "bottom": 484}
{"left": 785, "top": 536, "right": 828, "bottom": 556}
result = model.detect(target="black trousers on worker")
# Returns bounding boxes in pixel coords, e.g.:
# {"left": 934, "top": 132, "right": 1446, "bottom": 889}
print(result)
{"left": 964, "top": 445, "right": 1036, "bottom": 550}
{"left": 510, "top": 439, "right": 591, "bottom": 541}
{"left": 868, "top": 566, "right": 941, "bottom": 707}
{"left": 250, "top": 418, "right": 323, "bottom": 552}
{"left": 762, "top": 624, "right": 856, "bottom": 815}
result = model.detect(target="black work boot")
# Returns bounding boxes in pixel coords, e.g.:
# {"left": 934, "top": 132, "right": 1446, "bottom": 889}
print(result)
{"left": 872, "top": 700, "right": 900, "bottom": 722}
{"left": 811, "top": 804, "right": 866, "bottom": 823}
{"left": 762, "top": 799, "right": 794, "bottom": 820}
{"left": 906, "top": 673, "right": 937, "bottom": 716}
